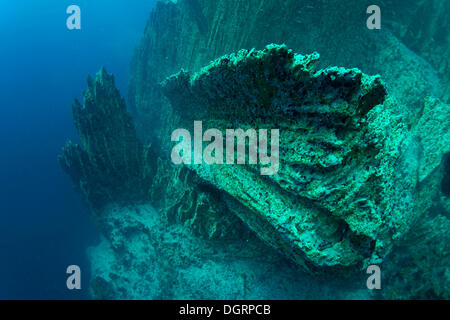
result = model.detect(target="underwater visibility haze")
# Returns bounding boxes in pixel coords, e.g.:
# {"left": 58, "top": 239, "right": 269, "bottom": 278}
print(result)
{"left": 1, "top": 0, "right": 450, "bottom": 300}
{"left": 0, "top": 0, "right": 156, "bottom": 299}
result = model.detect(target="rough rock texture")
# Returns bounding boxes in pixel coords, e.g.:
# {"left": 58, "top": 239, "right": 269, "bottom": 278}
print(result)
{"left": 129, "top": 0, "right": 444, "bottom": 144}
{"left": 382, "top": 98, "right": 450, "bottom": 299}
{"left": 148, "top": 157, "right": 251, "bottom": 240}
{"left": 127, "top": 0, "right": 448, "bottom": 297}
{"left": 416, "top": 97, "right": 450, "bottom": 181}
{"left": 60, "top": 0, "right": 450, "bottom": 299}
{"left": 59, "top": 68, "right": 155, "bottom": 211}
{"left": 161, "top": 44, "right": 411, "bottom": 271}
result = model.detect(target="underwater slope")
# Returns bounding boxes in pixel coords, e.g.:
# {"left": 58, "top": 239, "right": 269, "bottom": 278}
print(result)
{"left": 62, "top": 67, "right": 377, "bottom": 299}
{"left": 60, "top": 0, "right": 450, "bottom": 299}
{"left": 129, "top": 0, "right": 446, "bottom": 143}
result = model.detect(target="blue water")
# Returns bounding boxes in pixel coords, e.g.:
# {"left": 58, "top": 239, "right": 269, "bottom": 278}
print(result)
{"left": 0, "top": 0, "right": 156, "bottom": 299}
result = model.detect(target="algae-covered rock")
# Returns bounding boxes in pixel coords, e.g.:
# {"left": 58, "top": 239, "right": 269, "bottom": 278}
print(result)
{"left": 416, "top": 97, "right": 450, "bottom": 182}
{"left": 148, "top": 157, "right": 252, "bottom": 240}
{"left": 160, "top": 44, "right": 411, "bottom": 270}
{"left": 381, "top": 97, "right": 450, "bottom": 299}
{"left": 60, "top": 0, "right": 450, "bottom": 299}
{"left": 59, "top": 68, "right": 155, "bottom": 211}
{"left": 130, "top": 0, "right": 443, "bottom": 145}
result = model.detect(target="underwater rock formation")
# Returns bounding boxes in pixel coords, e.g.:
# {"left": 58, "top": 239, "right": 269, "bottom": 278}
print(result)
{"left": 89, "top": 204, "right": 372, "bottom": 299}
{"left": 148, "top": 157, "right": 251, "bottom": 240}
{"left": 60, "top": 68, "right": 247, "bottom": 238}
{"left": 381, "top": 98, "right": 450, "bottom": 299}
{"left": 383, "top": 208, "right": 450, "bottom": 299}
{"left": 416, "top": 97, "right": 450, "bottom": 181}
{"left": 381, "top": 0, "right": 450, "bottom": 102}
{"left": 59, "top": 68, "right": 155, "bottom": 211}
{"left": 161, "top": 44, "right": 411, "bottom": 271}
{"left": 129, "top": 0, "right": 444, "bottom": 144}
{"left": 60, "top": 0, "right": 450, "bottom": 299}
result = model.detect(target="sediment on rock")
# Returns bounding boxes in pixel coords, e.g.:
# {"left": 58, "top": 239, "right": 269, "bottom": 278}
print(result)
{"left": 161, "top": 44, "right": 411, "bottom": 271}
